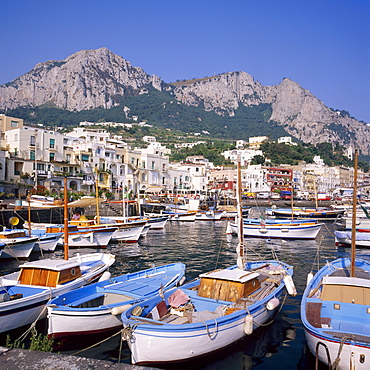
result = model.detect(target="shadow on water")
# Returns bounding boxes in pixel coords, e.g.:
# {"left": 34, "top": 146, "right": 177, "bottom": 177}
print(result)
{"left": 2, "top": 215, "right": 370, "bottom": 369}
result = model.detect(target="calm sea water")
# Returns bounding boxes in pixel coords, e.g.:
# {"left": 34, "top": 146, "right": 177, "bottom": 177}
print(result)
{"left": 1, "top": 211, "right": 369, "bottom": 369}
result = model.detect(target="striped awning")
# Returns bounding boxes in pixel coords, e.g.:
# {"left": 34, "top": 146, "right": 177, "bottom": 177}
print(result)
{"left": 145, "top": 186, "right": 165, "bottom": 193}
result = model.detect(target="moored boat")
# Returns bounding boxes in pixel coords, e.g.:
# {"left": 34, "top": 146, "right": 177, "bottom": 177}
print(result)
{"left": 301, "top": 149, "right": 370, "bottom": 369}
{"left": 0, "top": 252, "right": 115, "bottom": 333}
{"left": 47, "top": 262, "right": 186, "bottom": 347}
{"left": 227, "top": 220, "right": 322, "bottom": 239}
{"left": 121, "top": 159, "right": 296, "bottom": 365}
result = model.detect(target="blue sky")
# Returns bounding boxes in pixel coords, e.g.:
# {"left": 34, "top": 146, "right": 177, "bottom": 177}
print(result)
{"left": 1, "top": 0, "right": 369, "bottom": 123}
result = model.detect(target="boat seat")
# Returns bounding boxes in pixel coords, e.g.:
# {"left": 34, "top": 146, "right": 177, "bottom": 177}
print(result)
{"left": 306, "top": 301, "right": 331, "bottom": 328}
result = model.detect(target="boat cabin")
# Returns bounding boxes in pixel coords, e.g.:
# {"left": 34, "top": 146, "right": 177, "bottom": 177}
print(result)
{"left": 18, "top": 259, "right": 82, "bottom": 287}
{"left": 198, "top": 269, "right": 261, "bottom": 302}
{"left": 0, "top": 230, "right": 28, "bottom": 239}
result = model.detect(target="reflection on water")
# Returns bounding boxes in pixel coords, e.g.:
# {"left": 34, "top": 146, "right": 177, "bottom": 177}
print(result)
{"left": 1, "top": 216, "right": 370, "bottom": 369}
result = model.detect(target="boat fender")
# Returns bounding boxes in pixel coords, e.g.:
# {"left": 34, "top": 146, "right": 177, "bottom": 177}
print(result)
{"left": 111, "top": 304, "right": 132, "bottom": 316}
{"left": 226, "top": 222, "right": 233, "bottom": 235}
{"left": 284, "top": 275, "right": 297, "bottom": 297}
{"left": 131, "top": 305, "right": 143, "bottom": 317}
{"left": 98, "top": 271, "right": 111, "bottom": 282}
{"left": 266, "top": 297, "right": 280, "bottom": 311}
{"left": 244, "top": 315, "right": 253, "bottom": 335}
{"left": 306, "top": 272, "right": 313, "bottom": 286}
{"left": 178, "top": 276, "right": 186, "bottom": 286}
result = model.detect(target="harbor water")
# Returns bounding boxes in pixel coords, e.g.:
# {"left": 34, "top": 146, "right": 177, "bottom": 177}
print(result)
{"left": 1, "top": 211, "right": 368, "bottom": 369}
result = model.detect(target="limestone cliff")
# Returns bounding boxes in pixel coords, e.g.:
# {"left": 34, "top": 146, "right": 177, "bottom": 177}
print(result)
{"left": 0, "top": 48, "right": 368, "bottom": 154}
{"left": 0, "top": 47, "right": 162, "bottom": 111}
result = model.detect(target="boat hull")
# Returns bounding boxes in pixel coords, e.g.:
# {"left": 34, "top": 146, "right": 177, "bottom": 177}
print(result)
{"left": 301, "top": 258, "right": 370, "bottom": 369}
{"left": 229, "top": 222, "right": 322, "bottom": 239}
{"left": 0, "top": 236, "right": 38, "bottom": 259}
{"left": 122, "top": 260, "right": 293, "bottom": 365}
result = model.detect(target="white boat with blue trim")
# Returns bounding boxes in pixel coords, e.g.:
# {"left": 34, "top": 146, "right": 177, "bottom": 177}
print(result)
{"left": 46, "top": 262, "right": 186, "bottom": 347}
{"left": 121, "top": 160, "right": 296, "bottom": 365}
{"left": 0, "top": 252, "right": 115, "bottom": 333}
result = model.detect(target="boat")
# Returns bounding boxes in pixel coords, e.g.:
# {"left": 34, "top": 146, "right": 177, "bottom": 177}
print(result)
{"left": 0, "top": 181, "right": 116, "bottom": 333}
{"left": 0, "top": 229, "right": 39, "bottom": 259}
{"left": 266, "top": 207, "right": 345, "bottom": 220}
{"left": 46, "top": 262, "right": 186, "bottom": 347}
{"left": 301, "top": 148, "right": 370, "bottom": 369}
{"left": 195, "top": 209, "right": 224, "bottom": 221}
{"left": 121, "top": 160, "right": 296, "bottom": 365}
{"left": 163, "top": 210, "right": 197, "bottom": 222}
{"left": 334, "top": 229, "right": 370, "bottom": 248}
{"left": 227, "top": 220, "right": 322, "bottom": 240}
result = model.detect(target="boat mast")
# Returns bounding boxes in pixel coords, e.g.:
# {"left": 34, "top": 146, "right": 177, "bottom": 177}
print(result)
{"left": 350, "top": 148, "right": 359, "bottom": 277}
{"left": 95, "top": 168, "right": 100, "bottom": 225}
{"left": 63, "top": 177, "right": 69, "bottom": 260}
{"left": 27, "top": 191, "right": 32, "bottom": 237}
{"left": 236, "top": 159, "right": 245, "bottom": 270}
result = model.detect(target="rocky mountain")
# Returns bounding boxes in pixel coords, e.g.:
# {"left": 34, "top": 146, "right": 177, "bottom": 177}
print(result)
{"left": 0, "top": 48, "right": 369, "bottom": 154}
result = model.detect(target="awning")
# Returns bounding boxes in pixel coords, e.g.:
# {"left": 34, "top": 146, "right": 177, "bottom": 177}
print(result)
{"left": 145, "top": 186, "right": 165, "bottom": 193}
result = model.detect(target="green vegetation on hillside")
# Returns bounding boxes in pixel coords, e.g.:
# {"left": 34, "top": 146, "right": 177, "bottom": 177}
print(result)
{"left": 2, "top": 84, "right": 287, "bottom": 141}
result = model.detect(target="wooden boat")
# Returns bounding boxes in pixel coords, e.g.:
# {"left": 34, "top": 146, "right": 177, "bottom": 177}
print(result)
{"left": 0, "top": 252, "right": 115, "bottom": 333}
{"left": 121, "top": 160, "right": 296, "bottom": 365}
{"left": 162, "top": 210, "right": 197, "bottom": 222}
{"left": 46, "top": 262, "right": 186, "bottom": 347}
{"left": 335, "top": 230, "right": 370, "bottom": 248}
{"left": 266, "top": 207, "right": 345, "bottom": 220}
{"left": 301, "top": 149, "right": 370, "bottom": 369}
{"left": 0, "top": 230, "right": 39, "bottom": 259}
{"left": 0, "top": 181, "right": 116, "bottom": 333}
{"left": 227, "top": 220, "right": 322, "bottom": 240}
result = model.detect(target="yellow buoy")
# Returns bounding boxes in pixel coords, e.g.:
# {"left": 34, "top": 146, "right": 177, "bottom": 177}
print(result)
{"left": 9, "top": 217, "right": 19, "bottom": 226}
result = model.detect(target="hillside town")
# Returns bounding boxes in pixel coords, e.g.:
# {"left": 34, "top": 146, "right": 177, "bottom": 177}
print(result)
{"left": 0, "top": 114, "right": 368, "bottom": 202}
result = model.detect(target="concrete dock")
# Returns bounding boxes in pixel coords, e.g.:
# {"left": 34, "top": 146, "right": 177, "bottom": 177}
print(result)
{"left": 0, "top": 347, "right": 155, "bottom": 370}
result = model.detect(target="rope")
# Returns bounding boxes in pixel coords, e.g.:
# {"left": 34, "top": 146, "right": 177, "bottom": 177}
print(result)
{"left": 332, "top": 336, "right": 353, "bottom": 370}
{"left": 16, "top": 289, "right": 53, "bottom": 344}
{"left": 204, "top": 318, "right": 218, "bottom": 339}
{"left": 252, "top": 293, "right": 288, "bottom": 328}
{"left": 70, "top": 328, "right": 124, "bottom": 356}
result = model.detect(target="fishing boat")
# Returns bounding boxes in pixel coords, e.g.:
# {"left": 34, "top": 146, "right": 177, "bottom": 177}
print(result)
{"left": 301, "top": 148, "right": 370, "bottom": 369}
{"left": 121, "top": 160, "right": 296, "bottom": 365}
{"left": 195, "top": 209, "right": 224, "bottom": 221}
{"left": 334, "top": 229, "right": 370, "bottom": 248}
{"left": 0, "top": 180, "right": 116, "bottom": 333}
{"left": 46, "top": 262, "right": 186, "bottom": 347}
{"left": 266, "top": 207, "right": 345, "bottom": 220}
{"left": 0, "top": 229, "right": 39, "bottom": 259}
{"left": 227, "top": 220, "right": 322, "bottom": 240}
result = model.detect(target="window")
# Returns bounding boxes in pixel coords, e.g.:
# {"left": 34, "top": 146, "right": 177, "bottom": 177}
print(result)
{"left": 105, "top": 152, "right": 110, "bottom": 158}
{"left": 11, "top": 120, "right": 18, "bottom": 127}
{"left": 142, "top": 161, "right": 146, "bottom": 169}
{"left": 162, "top": 164, "right": 166, "bottom": 171}
{"left": 50, "top": 138, "right": 55, "bottom": 149}
{"left": 151, "top": 161, "right": 155, "bottom": 170}
{"left": 30, "top": 150, "right": 35, "bottom": 160}
{"left": 81, "top": 154, "right": 89, "bottom": 162}
{"left": 49, "top": 153, "right": 55, "bottom": 162}
{"left": 30, "top": 136, "right": 36, "bottom": 146}
{"left": 66, "top": 154, "right": 71, "bottom": 163}
{"left": 131, "top": 158, "right": 135, "bottom": 165}
{"left": 142, "top": 174, "right": 146, "bottom": 182}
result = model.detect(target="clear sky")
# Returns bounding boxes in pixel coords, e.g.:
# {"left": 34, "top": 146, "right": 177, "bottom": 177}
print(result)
{"left": 1, "top": 0, "right": 369, "bottom": 123}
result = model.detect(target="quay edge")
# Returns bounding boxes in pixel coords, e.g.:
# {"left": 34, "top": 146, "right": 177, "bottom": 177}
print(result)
{"left": 0, "top": 347, "right": 157, "bottom": 370}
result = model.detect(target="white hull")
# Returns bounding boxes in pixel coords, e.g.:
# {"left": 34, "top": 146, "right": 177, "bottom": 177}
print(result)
{"left": 168, "top": 213, "right": 197, "bottom": 222}
{"left": 0, "top": 237, "right": 38, "bottom": 259}
{"left": 58, "top": 230, "right": 113, "bottom": 248}
{"left": 112, "top": 225, "right": 144, "bottom": 242}
{"left": 304, "top": 329, "right": 370, "bottom": 369}
{"left": 229, "top": 222, "right": 322, "bottom": 239}
{"left": 33, "top": 235, "right": 60, "bottom": 252}
{"left": 195, "top": 211, "right": 224, "bottom": 221}
{"left": 0, "top": 252, "right": 115, "bottom": 332}
{"left": 127, "top": 305, "right": 275, "bottom": 364}
{"left": 48, "top": 308, "right": 121, "bottom": 338}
